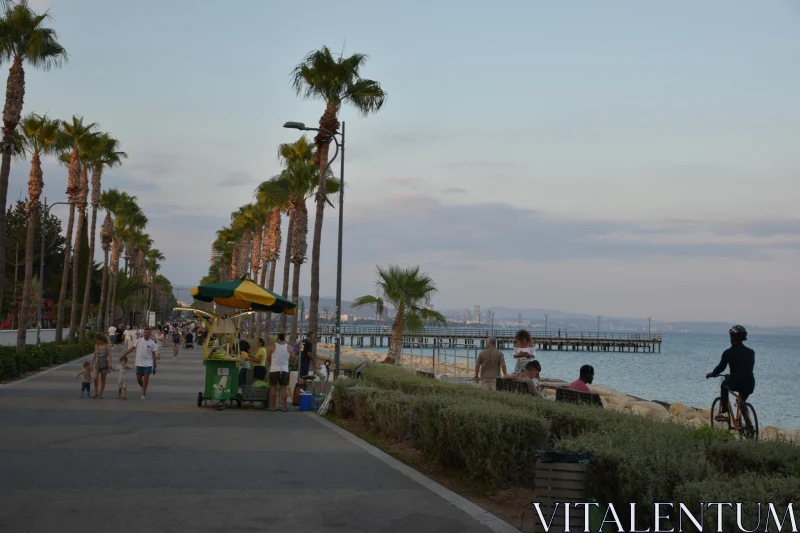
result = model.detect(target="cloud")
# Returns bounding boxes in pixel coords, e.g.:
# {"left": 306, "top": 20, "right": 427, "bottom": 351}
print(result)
{"left": 376, "top": 131, "right": 444, "bottom": 144}
{"left": 218, "top": 172, "right": 254, "bottom": 187}
{"left": 384, "top": 177, "right": 422, "bottom": 188}
{"left": 439, "top": 187, "right": 467, "bottom": 194}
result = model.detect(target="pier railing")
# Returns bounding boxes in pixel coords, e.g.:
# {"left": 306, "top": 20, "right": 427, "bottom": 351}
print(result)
{"left": 318, "top": 325, "right": 661, "bottom": 342}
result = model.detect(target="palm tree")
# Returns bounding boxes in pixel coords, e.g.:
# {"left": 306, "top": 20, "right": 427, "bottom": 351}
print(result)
{"left": 79, "top": 134, "right": 126, "bottom": 340}
{"left": 54, "top": 117, "right": 97, "bottom": 343}
{"left": 261, "top": 137, "right": 339, "bottom": 344}
{"left": 0, "top": 0, "right": 67, "bottom": 311}
{"left": 145, "top": 248, "right": 164, "bottom": 314}
{"left": 260, "top": 201, "right": 282, "bottom": 339}
{"left": 14, "top": 113, "right": 60, "bottom": 354}
{"left": 291, "top": 45, "right": 386, "bottom": 346}
{"left": 351, "top": 265, "right": 446, "bottom": 364}
{"left": 105, "top": 193, "right": 145, "bottom": 328}
{"left": 96, "top": 206, "right": 113, "bottom": 332}
{"left": 68, "top": 130, "right": 102, "bottom": 343}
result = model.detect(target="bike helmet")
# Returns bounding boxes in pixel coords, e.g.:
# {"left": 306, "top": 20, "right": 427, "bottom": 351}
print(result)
{"left": 729, "top": 325, "right": 747, "bottom": 341}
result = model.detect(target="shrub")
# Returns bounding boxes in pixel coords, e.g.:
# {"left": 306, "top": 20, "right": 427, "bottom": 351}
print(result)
{"left": 556, "top": 422, "right": 715, "bottom": 528}
{"left": 704, "top": 438, "right": 800, "bottom": 477}
{"left": 674, "top": 474, "right": 800, "bottom": 533}
{"left": 0, "top": 340, "right": 94, "bottom": 381}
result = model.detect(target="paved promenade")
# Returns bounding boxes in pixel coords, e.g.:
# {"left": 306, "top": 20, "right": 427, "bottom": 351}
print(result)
{"left": 0, "top": 346, "right": 512, "bottom": 533}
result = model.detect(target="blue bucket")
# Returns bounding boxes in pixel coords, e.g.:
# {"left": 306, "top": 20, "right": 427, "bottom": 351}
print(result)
{"left": 299, "top": 392, "right": 313, "bottom": 411}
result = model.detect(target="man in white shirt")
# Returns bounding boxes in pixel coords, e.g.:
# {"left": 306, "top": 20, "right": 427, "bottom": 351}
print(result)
{"left": 123, "top": 326, "right": 158, "bottom": 400}
{"left": 107, "top": 325, "right": 117, "bottom": 348}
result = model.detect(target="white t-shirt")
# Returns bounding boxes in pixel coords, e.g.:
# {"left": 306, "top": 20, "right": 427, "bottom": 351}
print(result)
{"left": 134, "top": 338, "right": 158, "bottom": 367}
{"left": 270, "top": 343, "right": 291, "bottom": 373}
{"left": 107, "top": 326, "right": 117, "bottom": 338}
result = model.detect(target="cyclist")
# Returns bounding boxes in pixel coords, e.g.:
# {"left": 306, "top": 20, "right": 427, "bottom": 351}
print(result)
{"left": 705, "top": 325, "right": 755, "bottom": 422}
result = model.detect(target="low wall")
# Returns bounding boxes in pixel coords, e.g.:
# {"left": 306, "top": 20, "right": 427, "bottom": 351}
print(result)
{"left": 0, "top": 329, "right": 57, "bottom": 346}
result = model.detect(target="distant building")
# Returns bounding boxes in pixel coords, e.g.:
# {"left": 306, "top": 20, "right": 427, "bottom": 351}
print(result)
{"left": 464, "top": 309, "right": 470, "bottom": 323}
{"left": 474, "top": 305, "right": 480, "bottom": 323}
{"left": 381, "top": 308, "right": 388, "bottom": 321}
{"left": 340, "top": 314, "right": 349, "bottom": 322}
{"left": 209, "top": 242, "right": 222, "bottom": 265}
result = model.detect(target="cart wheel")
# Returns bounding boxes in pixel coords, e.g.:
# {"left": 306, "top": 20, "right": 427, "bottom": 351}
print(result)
{"left": 234, "top": 399, "right": 242, "bottom": 408}
{"left": 197, "top": 392, "right": 203, "bottom": 407}
{"left": 216, "top": 404, "right": 225, "bottom": 411}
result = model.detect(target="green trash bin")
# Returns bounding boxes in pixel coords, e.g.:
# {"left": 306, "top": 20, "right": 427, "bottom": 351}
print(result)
{"left": 202, "top": 358, "right": 240, "bottom": 405}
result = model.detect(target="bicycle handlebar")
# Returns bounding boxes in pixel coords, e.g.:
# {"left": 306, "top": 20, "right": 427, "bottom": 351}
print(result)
{"left": 706, "top": 373, "right": 730, "bottom": 379}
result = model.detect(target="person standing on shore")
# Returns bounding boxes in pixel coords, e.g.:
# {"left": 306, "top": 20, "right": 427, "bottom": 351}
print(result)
{"left": 299, "top": 332, "right": 317, "bottom": 383}
{"left": 474, "top": 337, "right": 507, "bottom": 391}
{"left": 267, "top": 333, "right": 294, "bottom": 411}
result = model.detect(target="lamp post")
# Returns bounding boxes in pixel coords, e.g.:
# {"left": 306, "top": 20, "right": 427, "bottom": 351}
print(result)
{"left": 544, "top": 313, "right": 549, "bottom": 336}
{"left": 647, "top": 316, "right": 652, "bottom": 337}
{"left": 284, "top": 120, "right": 344, "bottom": 376}
{"left": 488, "top": 311, "right": 494, "bottom": 335}
{"left": 597, "top": 315, "right": 601, "bottom": 339}
{"left": 37, "top": 199, "right": 75, "bottom": 347}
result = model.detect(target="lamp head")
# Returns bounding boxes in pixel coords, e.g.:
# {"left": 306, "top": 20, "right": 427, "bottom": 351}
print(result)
{"left": 283, "top": 121, "right": 306, "bottom": 130}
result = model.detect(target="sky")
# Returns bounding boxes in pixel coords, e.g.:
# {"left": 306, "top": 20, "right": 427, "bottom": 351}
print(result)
{"left": 7, "top": 0, "right": 800, "bottom": 326}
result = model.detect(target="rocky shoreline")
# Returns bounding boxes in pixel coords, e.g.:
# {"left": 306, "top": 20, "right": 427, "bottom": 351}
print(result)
{"left": 317, "top": 343, "right": 799, "bottom": 443}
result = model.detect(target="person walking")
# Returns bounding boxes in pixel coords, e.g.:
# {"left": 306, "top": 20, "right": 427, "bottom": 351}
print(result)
{"left": 124, "top": 326, "right": 135, "bottom": 350}
{"left": 267, "top": 333, "right": 294, "bottom": 412}
{"left": 90, "top": 333, "right": 112, "bottom": 398}
{"left": 107, "top": 324, "right": 117, "bottom": 350}
{"left": 123, "top": 327, "right": 158, "bottom": 400}
{"left": 474, "top": 337, "right": 507, "bottom": 391}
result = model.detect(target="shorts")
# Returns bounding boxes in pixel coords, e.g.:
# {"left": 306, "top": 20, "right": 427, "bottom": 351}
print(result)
{"left": 136, "top": 366, "right": 153, "bottom": 375}
{"left": 253, "top": 366, "right": 267, "bottom": 381}
{"left": 173, "top": 341, "right": 180, "bottom": 347}
{"left": 269, "top": 371, "right": 290, "bottom": 387}
{"left": 81, "top": 382, "right": 91, "bottom": 393}
{"left": 299, "top": 357, "right": 310, "bottom": 377}
{"left": 118, "top": 379, "right": 127, "bottom": 390}
{"left": 92, "top": 359, "right": 109, "bottom": 374}
{"left": 479, "top": 379, "right": 497, "bottom": 391}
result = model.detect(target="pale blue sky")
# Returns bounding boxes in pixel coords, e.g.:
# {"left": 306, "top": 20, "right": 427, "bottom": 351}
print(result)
{"left": 8, "top": 0, "right": 800, "bottom": 325}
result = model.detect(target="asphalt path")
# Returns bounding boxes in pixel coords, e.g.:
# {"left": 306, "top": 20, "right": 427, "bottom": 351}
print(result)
{"left": 0, "top": 343, "right": 506, "bottom": 533}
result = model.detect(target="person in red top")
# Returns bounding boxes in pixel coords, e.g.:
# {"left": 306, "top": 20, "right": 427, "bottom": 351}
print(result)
{"left": 569, "top": 365, "right": 594, "bottom": 392}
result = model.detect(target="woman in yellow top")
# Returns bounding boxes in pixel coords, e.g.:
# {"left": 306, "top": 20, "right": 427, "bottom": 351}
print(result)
{"left": 241, "top": 338, "right": 268, "bottom": 382}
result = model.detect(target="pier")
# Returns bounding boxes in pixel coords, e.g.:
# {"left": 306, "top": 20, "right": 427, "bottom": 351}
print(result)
{"left": 317, "top": 326, "right": 662, "bottom": 353}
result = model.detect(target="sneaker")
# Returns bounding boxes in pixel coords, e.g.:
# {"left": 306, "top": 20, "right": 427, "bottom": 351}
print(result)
{"left": 141, "top": 395, "right": 146, "bottom": 401}
{"left": 714, "top": 412, "right": 730, "bottom": 422}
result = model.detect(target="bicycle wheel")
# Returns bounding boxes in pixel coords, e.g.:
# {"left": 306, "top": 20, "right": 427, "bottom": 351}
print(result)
{"left": 710, "top": 397, "right": 731, "bottom": 431}
{"left": 742, "top": 403, "right": 759, "bottom": 440}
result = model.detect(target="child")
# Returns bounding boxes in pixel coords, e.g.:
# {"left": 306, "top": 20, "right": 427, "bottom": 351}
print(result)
{"left": 116, "top": 355, "right": 131, "bottom": 400}
{"left": 76, "top": 361, "right": 92, "bottom": 397}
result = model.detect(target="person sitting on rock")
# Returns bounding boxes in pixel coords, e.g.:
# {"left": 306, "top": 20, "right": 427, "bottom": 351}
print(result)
{"left": 569, "top": 364, "right": 594, "bottom": 392}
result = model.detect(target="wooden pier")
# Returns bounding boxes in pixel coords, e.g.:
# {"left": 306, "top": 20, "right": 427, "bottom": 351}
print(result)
{"left": 317, "top": 326, "right": 662, "bottom": 353}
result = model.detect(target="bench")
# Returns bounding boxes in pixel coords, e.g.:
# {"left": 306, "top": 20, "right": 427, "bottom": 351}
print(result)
{"left": 240, "top": 386, "right": 268, "bottom": 409}
{"left": 416, "top": 371, "right": 436, "bottom": 379}
{"left": 495, "top": 378, "right": 529, "bottom": 394}
{"left": 555, "top": 387, "right": 603, "bottom": 407}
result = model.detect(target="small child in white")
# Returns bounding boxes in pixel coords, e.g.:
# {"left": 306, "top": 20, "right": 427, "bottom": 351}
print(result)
{"left": 76, "top": 361, "right": 92, "bottom": 397}
{"left": 116, "top": 355, "right": 131, "bottom": 400}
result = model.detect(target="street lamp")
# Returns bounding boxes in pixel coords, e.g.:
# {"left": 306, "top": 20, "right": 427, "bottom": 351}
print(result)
{"left": 37, "top": 199, "right": 75, "bottom": 347}
{"left": 544, "top": 313, "right": 549, "bottom": 337}
{"left": 284, "top": 120, "right": 345, "bottom": 377}
{"left": 488, "top": 311, "right": 494, "bottom": 335}
{"left": 647, "top": 316, "right": 652, "bottom": 336}
{"left": 597, "top": 315, "right": 601, "bottom": 339}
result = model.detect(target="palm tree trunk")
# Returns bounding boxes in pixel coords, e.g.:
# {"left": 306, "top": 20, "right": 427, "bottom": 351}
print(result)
{"left": 279, "top": 213, "right": 294, "bottom": 333}
{"left": 388, "top": 308, "right": 404, "bottom": 364}
{"left": 0, "top": 58, "right": 26, "bottom": 314}
{"left": 55, "top": 205, "right": 76, "bottom": 343}
{"left": 256, "top": 260, "right": 269, "bottom": 339}
{"left": 79, "top": 204, "right": 99, "bottom": 340}
{"left": 68, "top": 205, "right": 86, "bottom": 343}
{"left": 15, "top": 204, "right": 38, "bottom": 354}
{"left": 289, "top": 262, "right": 301, "bottom": 345}
{"left": 97, "top": 247, "right": 109, "bottom": 333}
{"left": 265, "top": 259, "right": 277, "bottom": 340}
{"left": 289, "top": 201, "right": 308, "bottom": 345}
{"left": 107, "top": 240, "right": 120, "bottom": 328}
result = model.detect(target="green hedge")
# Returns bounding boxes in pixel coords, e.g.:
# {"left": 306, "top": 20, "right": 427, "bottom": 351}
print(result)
{"left": 336, "top": 363, "right": 800, "bottom": 509}
{"left": 674, "top": 475, "right": 800, "bottom": 533}
{"left": 0, "top": 340, "right": 96, "bottom": 381}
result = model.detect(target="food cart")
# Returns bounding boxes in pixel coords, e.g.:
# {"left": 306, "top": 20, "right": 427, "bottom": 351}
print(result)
{"left": 173, "top": 275, "right": 296, "bottom": 411}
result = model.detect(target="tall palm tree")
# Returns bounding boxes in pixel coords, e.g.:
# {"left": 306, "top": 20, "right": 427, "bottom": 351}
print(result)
{"left": 96, "top": 208, "right": 113, "bottom": 332}
{"left": 351, "top": 265, "right": 446, "bottom": 364}
{"left": 145, "top": 248, "right": 164, "bottom": 314}
{"left": 68, "top": 131, "right": 102, "bottom": 343}
{"left": 79, "top": 134, "right": 125, "bottom": 340}
{"left": 106, "top": 194, "right": 145, "bottom": 328}
{"left": 291, "top": 46, "right": 386, "bottom": 346}
{"left": 14, "top": 113, "right": 60, "bottom": 354}
{"left": 260, "top": 202, "right": 282, "bottom": 339}
{"left": 0, "top": 0, "right": 67, "bottom": 311}
{"left": 54, "top": 117, "right": 97, "bottom": 343}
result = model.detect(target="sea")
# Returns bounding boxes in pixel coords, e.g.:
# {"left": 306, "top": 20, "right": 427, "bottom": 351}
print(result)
{"left": 348, "top": 333, "right": 799, "bottom": 429}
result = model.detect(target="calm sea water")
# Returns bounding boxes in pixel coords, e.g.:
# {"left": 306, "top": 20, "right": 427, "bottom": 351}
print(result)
{"left": 349, "top": 333, "right": 799, "bottom": 429}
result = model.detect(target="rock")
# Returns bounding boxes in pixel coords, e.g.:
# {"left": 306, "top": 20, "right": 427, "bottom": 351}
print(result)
{"left": 669, "top": 402, "right": 696, "bottom": 417}
{"left": 761, "top": 426, "right": 781, "bottom": 441}
{"left": 625, "top": 400, "right": 669, "bottom": 419}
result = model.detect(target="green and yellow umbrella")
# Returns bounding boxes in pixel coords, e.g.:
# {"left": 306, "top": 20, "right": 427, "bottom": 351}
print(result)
{"left": 190, "top": 275, "right": 296, "bottom": 314}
